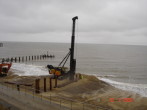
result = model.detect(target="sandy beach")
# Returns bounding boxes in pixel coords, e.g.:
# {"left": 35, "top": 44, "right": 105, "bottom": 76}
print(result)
{"left": 0, "top": 72, "right": 147, "bottom": 110}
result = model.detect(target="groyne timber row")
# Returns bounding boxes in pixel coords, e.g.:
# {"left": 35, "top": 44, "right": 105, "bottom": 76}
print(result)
{"left": 0, "top": 43, "right": 3, "bottom": 47}
{"left": 0, "top": 52, "right": 55, "bottom": 63}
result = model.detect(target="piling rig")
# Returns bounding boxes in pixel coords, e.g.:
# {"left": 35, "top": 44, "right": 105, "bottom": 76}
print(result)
{"left": 47, "top": 16, "right": 78, "bottom": 80}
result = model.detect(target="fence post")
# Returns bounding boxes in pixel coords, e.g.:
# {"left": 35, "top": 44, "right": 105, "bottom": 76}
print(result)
{"left": 2, "top": 83, "right": 3, "bottom": 91}
{"left": 49, "top": 77, "right": 52, "bottom": 91}
{"left": 54, "top": 76, "right": 58, "bottom": 88}
{"left": 60, "top": 100, "right": 62, "bottom": 108}
{"left": 41, "top": 94, "right": 42, "bottom": 100}
{"left": 17, "top": 85, "right": 20, "bottom": 91}
{"left": 11, "top": 84, "right": 13, "bottom": 90}
{"left": 71, "top": 101, "right": 72, "bottom": 110}
{"left": 25, "top": 86, "right": 26, "bottom": 96}
{"left": 33, "top": 90, "right": 34, "bottom": 100}
{"left": 50, "top": 94, "right": 51, "bottom": 104}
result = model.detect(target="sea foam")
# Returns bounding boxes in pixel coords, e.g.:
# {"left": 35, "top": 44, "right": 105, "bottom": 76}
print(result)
{"left": 99, "top": 77, "right": 147, "bottom": 97}
{"left": 11, "top": 63, "right": 49, "bottom": 76}
{"left": 11, "top": 63, "right": 147, "bottom": 97}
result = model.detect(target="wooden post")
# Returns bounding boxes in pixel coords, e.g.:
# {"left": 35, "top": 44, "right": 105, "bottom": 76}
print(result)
{"left": 75, "top": 74, "right": 78, "bottom": 81}
{"left": 44, "top": 78, "right": 46, "bottom": 92}
{"left": 17, "top": 85, "right": 20, "bottom": 91}
{"left": 32, "top": 56, "right": 33, "bottom": 60}
{"left": 29, "top": 56, "right": 30, "bottom": 61}
{"left": 35, "top": 79, "right": 37, "bottom": 93}
{"left": 54, "top": 76, "right": 58, "bottom": 88}
{"left": 7, "top": 58, "right": 10, "bottom": 62}
{"left": 22, "top": 57, "right": 24, "bottom": 62}
{"left": 15, "top": 57, "right": 17, "bottom": 62}
{"left": 11, "top": 57, "right": 13, "bottom": 62}
{"left": 49, "top": 77, "right": 52, "bottom": 90}
{"left": 2, "top": 58, "right": 4, "bottom": 63}
{"left": 19, "top": 57, "right": 20, "bottom": 62}
{"left": 40, "top": 55, "right": 42, "bottom": 60}
{"left": 26, "top": 56, "right": 27, "bottom": 61}
{"left": 47, "top": 51, "right": 48, "bottom": 57}
{"left": 35, "top": 79, "right": 40, "bottom": 93}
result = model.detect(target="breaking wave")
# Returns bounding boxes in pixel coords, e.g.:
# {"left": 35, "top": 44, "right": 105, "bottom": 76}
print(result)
{"left": 99, "top": 77, "right": 147, "bottom": 97}
{"left": 11, "top": 63, "right": 49, "bottom": 76}
{"left": 11, "top": 63, "right": 147, "bottom": 97}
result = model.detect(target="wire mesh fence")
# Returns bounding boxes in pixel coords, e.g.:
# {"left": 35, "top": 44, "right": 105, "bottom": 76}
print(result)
{"left": 0, "top": 82, "right": 112, "bottom": 110}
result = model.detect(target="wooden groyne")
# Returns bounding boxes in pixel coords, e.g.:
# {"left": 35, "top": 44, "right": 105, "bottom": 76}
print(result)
{"left": 0, "top": 53, "right": 55, "bottom": 63}
{"left": 0, "top": 43, "right": 3, "bottom": 47}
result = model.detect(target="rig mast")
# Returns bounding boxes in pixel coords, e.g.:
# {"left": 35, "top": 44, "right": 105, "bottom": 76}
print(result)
{"left": 69, "top": 16, "right": 78, "bottom": 80}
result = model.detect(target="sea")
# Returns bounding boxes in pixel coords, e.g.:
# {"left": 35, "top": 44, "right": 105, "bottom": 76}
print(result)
{"left": 0, "top": 42, "right": 147, "bottom": 97}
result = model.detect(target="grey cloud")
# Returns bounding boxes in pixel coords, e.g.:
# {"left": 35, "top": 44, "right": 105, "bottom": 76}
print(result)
{"left": 0, "top": 0, "right": 147, "bottom": 45}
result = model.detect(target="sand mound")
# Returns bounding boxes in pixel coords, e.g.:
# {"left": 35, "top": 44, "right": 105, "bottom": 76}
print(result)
{"left": 55, "top": 74, "right": 110, "bottom": 95}
{"left": 48, "top": 74, "right": 147, "bottom": 110}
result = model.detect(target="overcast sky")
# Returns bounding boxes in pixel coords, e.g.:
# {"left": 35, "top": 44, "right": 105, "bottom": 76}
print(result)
{"left": 0, "top": 0, "right": 147, "bottom": 45}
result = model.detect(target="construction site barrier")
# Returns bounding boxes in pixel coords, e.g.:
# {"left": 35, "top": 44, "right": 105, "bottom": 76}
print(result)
{"left": 0, "top": 82, "right": 112, "bottom": 110}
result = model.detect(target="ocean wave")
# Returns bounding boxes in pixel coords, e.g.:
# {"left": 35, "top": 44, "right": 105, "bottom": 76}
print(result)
{"left": 98, "top": 75, "right": 117, "bottom": 78}
{"left": 99, "top": 77, "right": 147, "bottom": 97}
{"left": 11, "top": 63, "right": 49, "bottom": 76}
{"left": 10, "top": 63, "right": 147, "bottom": 97}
